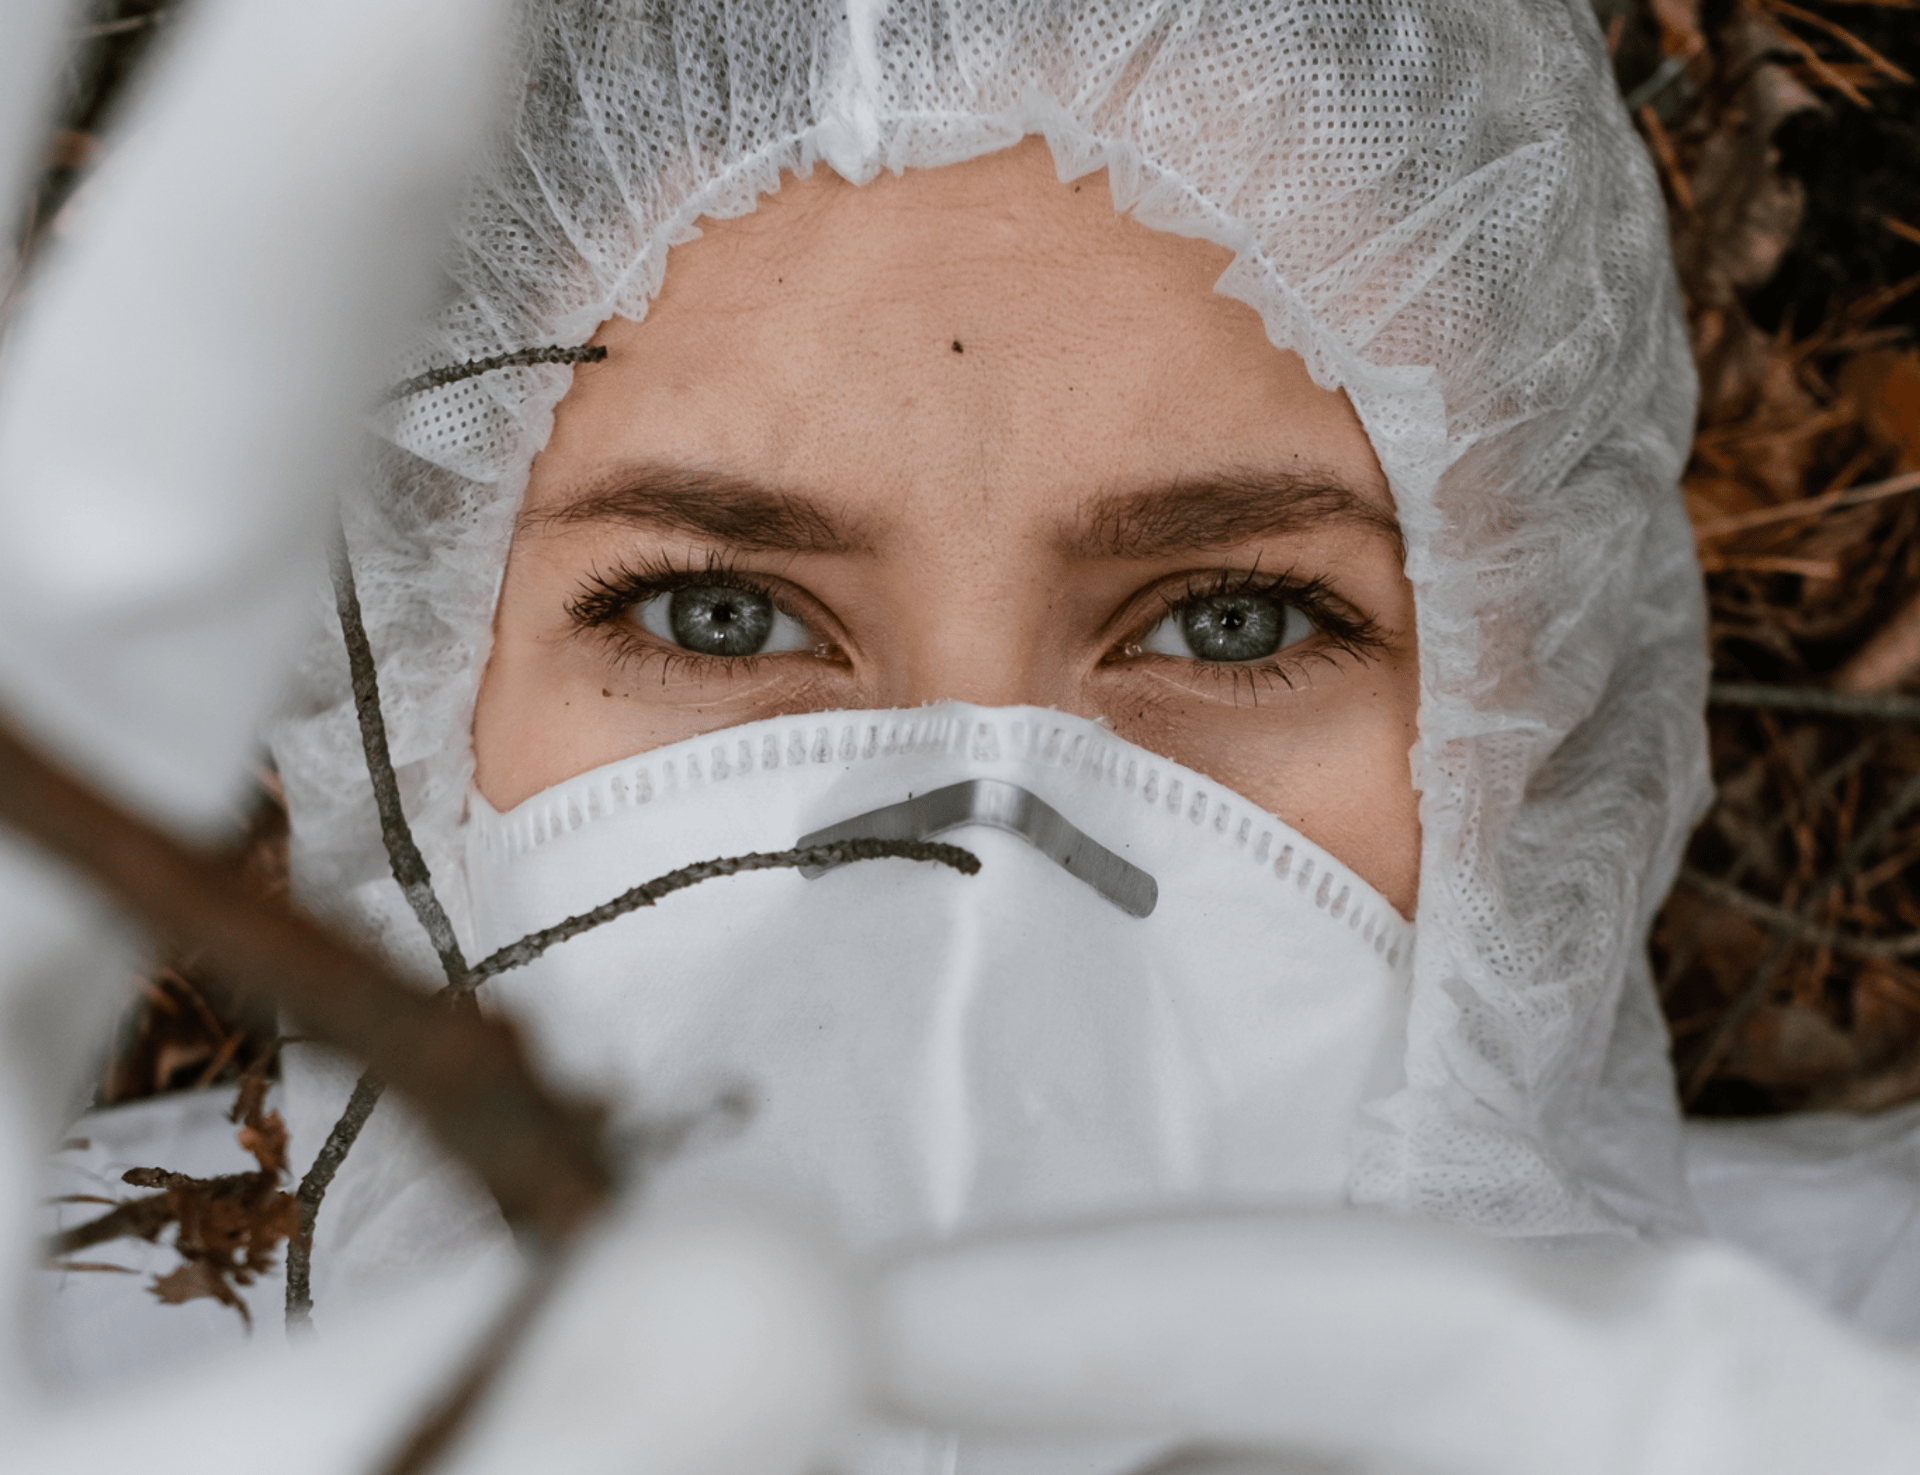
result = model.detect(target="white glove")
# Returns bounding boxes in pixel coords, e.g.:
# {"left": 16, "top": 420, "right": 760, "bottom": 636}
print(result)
{"left": 873, "top": 1211, "right": 1920, "bottom": 1475}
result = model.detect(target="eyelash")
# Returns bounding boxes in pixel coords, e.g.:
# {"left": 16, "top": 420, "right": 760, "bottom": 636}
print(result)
{"left": 566, "top": 555, "right": 1386, "bottom": 687}
{"left": 1123, "top": 566, "right": 1387, "bottom": 691}
{"left": 566, "top": 553, "right": 821, "bottom": 679}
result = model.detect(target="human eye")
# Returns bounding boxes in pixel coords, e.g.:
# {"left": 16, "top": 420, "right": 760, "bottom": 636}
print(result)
{"left": 566, "top": 557, "right": 823, "bottom": 666}
{"left": 1110, "top": 567, "right": 1388, "bottom": 694}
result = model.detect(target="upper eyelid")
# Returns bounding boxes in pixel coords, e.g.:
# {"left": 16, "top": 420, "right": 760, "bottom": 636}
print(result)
{"left": 573, "top": 559, "right": 782, "bottom": 615}
{"left": 1131, "top": 568, "right": 1356, "bottom": 629}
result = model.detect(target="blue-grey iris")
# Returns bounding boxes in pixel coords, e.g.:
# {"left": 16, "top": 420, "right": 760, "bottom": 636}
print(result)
{"left": 667, "top": 586, "right": 776, "bottom": 656}
{"left": 1179, "top": 594, "right": 1289, "bottom": 662}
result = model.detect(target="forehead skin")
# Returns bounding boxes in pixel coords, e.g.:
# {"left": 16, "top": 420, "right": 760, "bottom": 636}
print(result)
{"left": 476, "top": 139, "right": 1422, "bottom": 913}
{"left": 566, "top": 151, "right": 1376, "bottom": 538}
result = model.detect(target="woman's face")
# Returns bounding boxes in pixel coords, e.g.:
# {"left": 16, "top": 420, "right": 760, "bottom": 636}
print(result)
{"left": 473, "top": 140, "right": 1422, "bottom": 915}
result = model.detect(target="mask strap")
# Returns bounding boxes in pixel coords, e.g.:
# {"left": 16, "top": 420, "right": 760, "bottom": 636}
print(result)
{"left": 797, "top": 778, "right": 1159, "bottom": 918}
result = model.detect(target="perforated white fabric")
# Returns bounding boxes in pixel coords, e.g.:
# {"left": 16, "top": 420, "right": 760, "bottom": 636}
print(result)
{"left": 268, "top": 0, "right": 1709, "bottom": 1242}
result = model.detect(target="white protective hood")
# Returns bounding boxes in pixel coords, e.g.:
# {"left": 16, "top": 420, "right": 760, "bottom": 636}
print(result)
{"left": 270, "top": 0, "right": 1710, "bottom": 1246}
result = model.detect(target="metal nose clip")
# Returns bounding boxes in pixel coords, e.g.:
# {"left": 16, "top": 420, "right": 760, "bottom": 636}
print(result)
{"left": 795, "top": 778, "right": 1158, "bottom": 917}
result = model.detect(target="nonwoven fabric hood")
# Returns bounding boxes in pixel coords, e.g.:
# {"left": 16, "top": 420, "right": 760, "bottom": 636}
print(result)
{"left": 269, "top": 0, "right": 1710, "bottom": 1243}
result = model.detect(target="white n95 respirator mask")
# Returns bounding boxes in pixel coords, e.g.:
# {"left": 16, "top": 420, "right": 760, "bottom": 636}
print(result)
{"left": 464, "top": 703, "right": 1413, "bottom": 1248}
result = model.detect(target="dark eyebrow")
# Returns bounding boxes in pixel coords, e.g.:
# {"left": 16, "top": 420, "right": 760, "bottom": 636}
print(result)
{"left": 523, "top": 464, "right": 868, "bottom": 554}
{"left": 1072, "top": 469, "right": 1403, "bottom": 560}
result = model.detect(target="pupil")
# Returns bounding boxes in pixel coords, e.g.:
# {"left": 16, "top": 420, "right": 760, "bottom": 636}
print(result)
{"left": 1179, "top": 594, "right": 1285, "bottom": 662}
{"left": 668, "top": 585, "right": 776, "bottom": 656}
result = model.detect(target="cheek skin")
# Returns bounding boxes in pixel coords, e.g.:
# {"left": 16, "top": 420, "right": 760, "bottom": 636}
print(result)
{"left": 1102, "top": 667, "right": 1421, "bottom": 918}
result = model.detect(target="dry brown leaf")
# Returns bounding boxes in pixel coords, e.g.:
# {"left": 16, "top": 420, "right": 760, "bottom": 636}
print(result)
{"left": 1839, "top": 349, "right": 1920, "bottom": 465}
{"left": 50, "top": 1066, "right": 302, "bottom": 1324}
{"left": 151, "top": 1260, "right": 250, "bottom": 1325}
{"left": 236, "top": 1112, "right": 289, "bottom": 1178}
{"left": 1649, "top": 0, "right": 1708, "bottom": 57}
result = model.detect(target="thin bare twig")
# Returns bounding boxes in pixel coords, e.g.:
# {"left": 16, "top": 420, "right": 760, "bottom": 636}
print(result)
{"left": 1708, "top": 683, "right": 1920, "bottom": 721}
{"left": 286, "top": 1073, "right": 385, "bottom": 1325}
{"left": 328, "top": 543, "right": 467, "bottom": 986}
{"left": 466, "top": 839, "right": 982, "bottom": 985}
{"left": 1677, "top": 867, "right": 1920, "bottom": 958}
{"left": 0, "top": 710, "right": 616, "bottom": 1251}
{"left": 382, "top": 345, "right": 607, "bottom": 404}
{"left": 1681, "top": 764, "right": 1920, "bottom": 1100}
{"left": 1690, "top": 469, "right": 1920, "bottom": 540}
{"left": 289, "top": 545, "right": 475, "bottom": 1324}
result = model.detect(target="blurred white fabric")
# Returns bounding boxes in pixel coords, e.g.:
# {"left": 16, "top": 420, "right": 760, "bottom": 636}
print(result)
{"left": 0, "top": 0, "right": 537, "bottom": 1458}
{"left": 0, "top": 0, "right": 512, "bottom": 837}
{"left": 871, "top": 1212, "right": 1920, "bottom": 1475}
{"left": 20, "top": 1186, "right": 856, "bottom": 1475}
{"left": 1686, "top": 1100, "right": 1920, "bottom": 1343}
{"left": 44, "top": 1086, "right": 1920, "bottom": 1390}
{"left": 32, "top": 1078, "right": 1920, "bottom": 1475}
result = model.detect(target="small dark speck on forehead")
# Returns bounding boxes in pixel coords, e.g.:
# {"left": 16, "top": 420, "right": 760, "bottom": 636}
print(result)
{"left": 951, "top": 340, "right": 964, "bottom": 354}
{"left": 601, "top": 688, "right": 612, "bottom": 698}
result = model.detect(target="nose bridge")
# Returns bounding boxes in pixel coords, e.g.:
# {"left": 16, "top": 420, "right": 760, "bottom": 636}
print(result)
{"left": 893, "top": 632, "right": 1048, "bottom": 708}
{"left": 892, "top": 609, "right": 1083, "bottom": 709}
{"left": 872, "top": 533, "right": 1066, "bottom": 710}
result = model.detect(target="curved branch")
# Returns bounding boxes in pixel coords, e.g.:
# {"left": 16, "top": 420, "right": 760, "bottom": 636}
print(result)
{"left": 0, "top": 712, "right": 614, "bottom": 1251}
